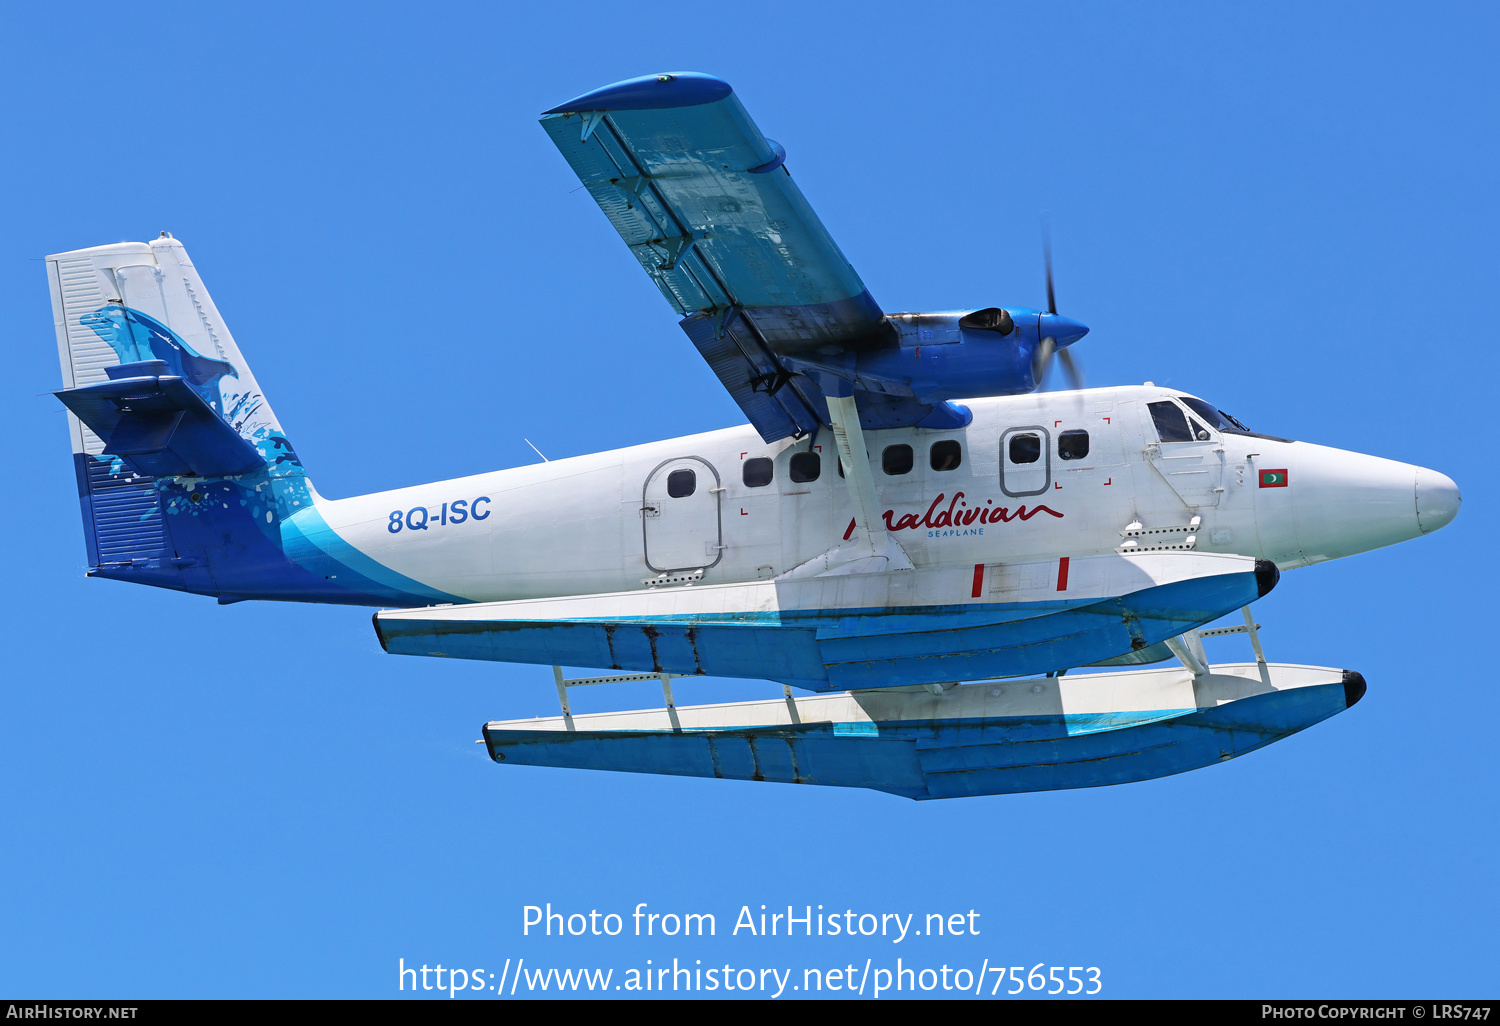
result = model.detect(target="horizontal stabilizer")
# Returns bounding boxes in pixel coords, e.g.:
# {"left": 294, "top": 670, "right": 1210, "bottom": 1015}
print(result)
{"left": 483, "top": 663, "right": 1364, "bottom": 799}
{"left": 56, "top": 365, "right": 265, "bottom": 477}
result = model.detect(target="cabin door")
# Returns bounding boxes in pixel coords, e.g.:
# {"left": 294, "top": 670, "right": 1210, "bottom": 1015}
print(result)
{"left": 642, "top": 457, "right": 724, "bottom": 574}
{"left": 1000, "top": 426, "right": 1052, "bottom": 497}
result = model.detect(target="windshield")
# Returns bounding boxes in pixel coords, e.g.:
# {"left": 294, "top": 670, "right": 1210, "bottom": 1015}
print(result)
{"left": 1180, "top": 396, "right": 1250, "bottom": 434}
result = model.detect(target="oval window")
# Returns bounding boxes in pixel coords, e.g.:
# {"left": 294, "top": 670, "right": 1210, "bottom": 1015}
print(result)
{"left": 742, "top": 457, "right": 773, "bottom": 487}
{"left": 1058, "top": 429, "right": 1090, "bottom": 461}
{"left": 789, "top": 451, "right": 821, "bottom": 483}
{"left": 1009, "top": 433, "right": 1041, "bottom": 464}
{"left": 666, "top": 469, "right": 696, "bottom": 497}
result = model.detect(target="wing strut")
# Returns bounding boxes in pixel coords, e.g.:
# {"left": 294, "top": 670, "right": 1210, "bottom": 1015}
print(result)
{"left": 781, "top": 395, "right": 914, "bottom": 577}
{"left": 827, "top": 396, "right": 899, "bottom": 560}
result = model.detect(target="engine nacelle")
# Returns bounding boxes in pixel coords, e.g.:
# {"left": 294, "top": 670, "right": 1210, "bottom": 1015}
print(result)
{"left": 783, "top": 308, "right": 1088, "bottom": 405}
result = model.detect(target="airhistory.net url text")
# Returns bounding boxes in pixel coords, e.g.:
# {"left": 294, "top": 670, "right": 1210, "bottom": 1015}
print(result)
{"left": 398, "top": 957, "right": 1102, "bottom": 998}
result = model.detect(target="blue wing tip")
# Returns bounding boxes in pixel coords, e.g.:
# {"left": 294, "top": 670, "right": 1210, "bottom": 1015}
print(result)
{"left": 542, "top": 72, "right": 733, "bottom": 115}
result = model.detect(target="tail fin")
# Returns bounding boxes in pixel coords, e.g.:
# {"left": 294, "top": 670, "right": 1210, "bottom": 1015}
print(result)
{"left": 48, "top": 236, "right": 459, "bottom": 607}
{"left": 48, "top": 236, "right": 311, "bottom": 598}
{"left": 49, "top": 236, "right": 294, "bottom": 459}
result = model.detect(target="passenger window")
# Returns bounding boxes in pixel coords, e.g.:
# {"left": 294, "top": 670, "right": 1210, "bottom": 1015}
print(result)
{"left": 1008, "top": 433, "right": 1041, "bottom": 464}
{"left": 789, "top": 451, "right": 821, "bottom": 483}
{"left": 930, "top": 440, "right": 962, "bottom": 471}
{"left": 667, "top": 469, "right": 696, "bottom": 497}
{"left": 1148, "top": 401, "right": 1194, "bottom": 442}
{"left": 1058, "top": 429, "right": 1090, "bottom": 461}
{"left": 742, "top": 457, "right": 773, "bottom": 488}
{"left": 882, "top": 444, "right": 913, "bottom": 475}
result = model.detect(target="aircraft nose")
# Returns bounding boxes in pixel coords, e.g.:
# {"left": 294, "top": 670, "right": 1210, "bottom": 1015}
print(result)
{"left": 1415, "top": 467, "right": 1461, "bottom": 534}
{"left": 1037, "top": 313, "right": 1089, "bottom": 347}
{"left": 1282, "top": 444, "right": 1435, "bottom": 563}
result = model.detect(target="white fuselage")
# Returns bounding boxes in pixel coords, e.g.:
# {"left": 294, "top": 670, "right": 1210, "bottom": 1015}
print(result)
{"left": 306, "top": 385, "right": 1457, "bottom": 604}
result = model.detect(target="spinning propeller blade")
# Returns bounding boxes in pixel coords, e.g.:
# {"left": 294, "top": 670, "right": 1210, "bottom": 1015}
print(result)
{"left": 1032, "top": 335, "right": 1055, "bottom": 385}
{"left": 1044, "top": 227, "right": 1057, "bottom": 317}
{"left": 1057, "top": 348, "right": 1084, "bottom": 391}
{"left": 1034, "top": 222, "right": 1087, "bottom": 391}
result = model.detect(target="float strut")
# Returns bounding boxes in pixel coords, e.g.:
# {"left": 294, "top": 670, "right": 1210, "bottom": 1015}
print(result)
{"left": 660, "top": 672, "right": 682, "bottom": 733}
{"left": 1165, "top": 633, "right": 1210, "bottom": 678}
{"left": 783, "top": 684, "right": 802, "bottom": 724}
{"left": 1241, "top": 606, "right": 1268, "bottom": 666}
{"left": 552, "top": 665, "right": 576, "bottom": 732}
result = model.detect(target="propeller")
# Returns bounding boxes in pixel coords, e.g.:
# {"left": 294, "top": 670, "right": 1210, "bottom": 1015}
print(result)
{"left": 1032, "top": 223, "right": 1087, "bottom": 391}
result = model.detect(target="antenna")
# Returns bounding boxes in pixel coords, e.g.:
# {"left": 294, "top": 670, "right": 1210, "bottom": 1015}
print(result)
{"left": 524, "top": 439, "right": 549, "bottom": 462}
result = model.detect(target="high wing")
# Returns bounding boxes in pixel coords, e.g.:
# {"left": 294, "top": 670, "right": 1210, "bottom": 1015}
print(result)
{"left": 542, "top": 72, "right": 940, "bottom": 442}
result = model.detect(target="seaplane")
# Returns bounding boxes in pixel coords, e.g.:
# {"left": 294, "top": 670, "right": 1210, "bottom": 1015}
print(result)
{"left": 44, "top": 73, "right": 1460, "bottom": 799}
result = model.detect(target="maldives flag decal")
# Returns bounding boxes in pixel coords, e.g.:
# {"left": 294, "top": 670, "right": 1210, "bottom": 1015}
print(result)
{"left": 1259, "top": 469, "right": 1289, "bottom": 488}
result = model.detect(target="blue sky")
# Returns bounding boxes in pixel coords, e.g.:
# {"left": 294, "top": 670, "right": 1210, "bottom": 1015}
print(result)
{"left": 1, "top": 0, "right": 1495, "bottom": 999}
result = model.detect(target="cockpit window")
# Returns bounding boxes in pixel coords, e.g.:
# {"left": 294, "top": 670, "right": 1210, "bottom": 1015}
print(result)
{"left": 1148, "top": 401, "right": 1195, "bottom": 442}
{"left": 1174, "top": 394, "right": 1295, "bottom": 443}
{"left": 1181, "top": 396, "right": 1251, "bottom": 434}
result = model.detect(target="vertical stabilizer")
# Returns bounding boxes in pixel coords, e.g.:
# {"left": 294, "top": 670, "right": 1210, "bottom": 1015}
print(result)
{"left": 48, "top": 237, "right": 312, "bottom": 598}
{"left": 49, "top": 236, "right": 290, "bottom": 461}
{"left": 47, "top": 236, "right": 449, "bottom": 607}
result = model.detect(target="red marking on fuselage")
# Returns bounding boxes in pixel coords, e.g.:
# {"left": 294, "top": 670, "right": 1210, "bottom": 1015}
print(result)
{"left": 843, "top": 517, "right": 857, "bottom": 541}
{"left": 971, "top": 563, "right": 984, "bottom": 598}
{"left": 741, "top": 507, "right": 748, "bottom": 516}
{"left": 1054, "top": 482, "right": 1062, "bottom": 489}
{"left": 1057, "top": 556, "right": 1070, "bottom": 591}
{"left": 1104, "top": 477, "right": 1112, "bottom": 486}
